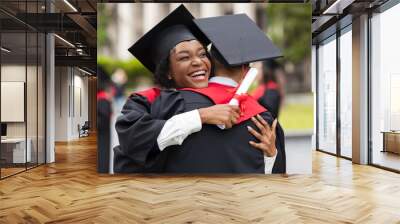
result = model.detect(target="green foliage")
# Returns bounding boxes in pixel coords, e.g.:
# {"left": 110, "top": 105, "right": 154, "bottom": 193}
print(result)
{"left": 97, "top": 55, "right": 153, "bottom": 88}
{"left": 97, "top": 4, "right": 109, "bottom": 49}
{"left": 265, "top": 4, "right": 312, "bottom": 64}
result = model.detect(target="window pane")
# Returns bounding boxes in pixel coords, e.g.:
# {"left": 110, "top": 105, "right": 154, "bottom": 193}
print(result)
{"left": 1, "top": 5, "right": 28, "bottom": 177}
{"left": 371, "top": 4, "right": 400, "bottom": 171}
{"left": 340, "top": 28, "right": 352, "bottom": 158}
{"left": 317, "top": 36, "right": 337, "bottom": 154}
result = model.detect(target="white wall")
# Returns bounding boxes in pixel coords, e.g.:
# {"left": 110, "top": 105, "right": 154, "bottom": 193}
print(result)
{"left": 54, "top": 67, "right": 89, "bottom": 141}
{"left": 72, "top": 71, "right": 89, "bottom": 138}
{"left": 54, "top": 66, "right": 69, "bottom": 141}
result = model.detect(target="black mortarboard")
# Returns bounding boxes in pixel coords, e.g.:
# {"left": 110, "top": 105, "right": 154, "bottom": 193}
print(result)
{"left": 128, "top": 5, "right": 208, "bottom": 73}
{"left": 193, "top": 14, "right": 282, "bottom": 66}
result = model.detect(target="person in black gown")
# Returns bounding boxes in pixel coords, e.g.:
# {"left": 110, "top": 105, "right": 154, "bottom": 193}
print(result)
{"left": 147, "top": 14, "right": 286, "bottom": 174}
{"left": 252, "top": 60, "right": 283, "bottom": 119}
{"left": 114, "top": 7, "right": 286, "bottom": 174}
{"left": 97, "top": 66, "right": 113, "bottom": 173}
{"left": 113, "top": 5, "right": 241, "bottom": 173}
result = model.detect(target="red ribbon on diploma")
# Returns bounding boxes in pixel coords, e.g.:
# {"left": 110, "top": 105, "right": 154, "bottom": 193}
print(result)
{"left": 232, "top": 93, "right": 249, "bottom": 117}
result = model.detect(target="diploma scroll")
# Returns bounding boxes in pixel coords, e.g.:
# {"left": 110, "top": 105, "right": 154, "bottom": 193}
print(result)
{"left": 217, "top": 67, "right": 258, "bottom": 129}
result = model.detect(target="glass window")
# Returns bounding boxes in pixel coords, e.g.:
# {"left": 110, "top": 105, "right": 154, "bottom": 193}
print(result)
{"left": 0, "top": 1, "right": 46, "bottom": 179}
{"left": 317, "top": 35, "right": 337, "bottom": 154}
{"left": 1, "top": 4, "right": 28, "bottom": 177}
{"left": 339, "top": 27, "right": 352, "bottom": 158}
{"left": 371, "top": 3, "right": 400, "bottom": 171}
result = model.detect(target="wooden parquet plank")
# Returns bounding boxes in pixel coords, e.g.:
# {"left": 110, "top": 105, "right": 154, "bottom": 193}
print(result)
{"left": 1, "top": 134, "right": 400, "bottom": 223}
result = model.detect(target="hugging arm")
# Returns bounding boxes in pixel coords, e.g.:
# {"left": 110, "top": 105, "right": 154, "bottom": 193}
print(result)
{"left": 114, "top": 90, "right": 240, "bottom": 173}
{"left": 248, "top": 113, "right": 286, "bottom": 174}
{"left": 114, "top": 93, "right": 167, "bottom": 172}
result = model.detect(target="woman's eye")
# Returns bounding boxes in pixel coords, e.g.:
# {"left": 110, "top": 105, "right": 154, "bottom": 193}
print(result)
{"left": 179, "top": 56, "right": 189, "bottom": 61}
{"left": 199, "top": 52, "right": 207, "bottom": 57}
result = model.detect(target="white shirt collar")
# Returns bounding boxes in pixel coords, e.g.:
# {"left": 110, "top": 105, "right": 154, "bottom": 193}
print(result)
{"left": 209, "top": 76, "right": 238, "bottom": 87}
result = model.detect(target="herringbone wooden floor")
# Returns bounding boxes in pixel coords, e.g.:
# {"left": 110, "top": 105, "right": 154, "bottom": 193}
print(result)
{"left": 1, "top": 135, "right": 400, "bottom": 224}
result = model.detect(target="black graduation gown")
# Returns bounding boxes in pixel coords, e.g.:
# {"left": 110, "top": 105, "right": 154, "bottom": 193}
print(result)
{"left": 258, "top": 89, "right": 281, "bottom": 119}
{"left": 151, "top": 90, "right": 286, "bottom": 174}
{"left": 113, "top": 94, "right": 166, "bottom": 173}
{"left": 97, "top": 98, "right": 111, "bottom": 173}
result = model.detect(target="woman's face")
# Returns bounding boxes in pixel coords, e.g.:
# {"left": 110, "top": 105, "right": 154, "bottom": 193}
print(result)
{"left": 168, "top": 40, "right": 211, "bottom": 89}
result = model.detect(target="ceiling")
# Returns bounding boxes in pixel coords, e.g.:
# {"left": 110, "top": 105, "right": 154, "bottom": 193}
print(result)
{"left": 0, "top": 0, "right": 97, "bottom": 73}
{"left": 311, "top": 0, "right": 390, "bottom": 42}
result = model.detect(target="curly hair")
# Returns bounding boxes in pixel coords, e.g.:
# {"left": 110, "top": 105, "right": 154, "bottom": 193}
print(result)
{"left": 154, "top": 56, "right": 175, "bottom": 89}
{"left": 153, "top": 46, "right": 213, "bottom": 89}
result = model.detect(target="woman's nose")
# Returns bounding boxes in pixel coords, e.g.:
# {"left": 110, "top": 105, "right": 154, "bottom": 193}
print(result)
{"left": 191, "top": 56, "right": 202, "bottom": 66}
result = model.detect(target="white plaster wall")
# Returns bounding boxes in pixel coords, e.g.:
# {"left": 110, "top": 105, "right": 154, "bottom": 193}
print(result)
{"left": 54, "top": 66, "right": 70, "bottom": 141}
{"left": 71, "top": 69, "right": 89, "bottom": 139}
{"left": 54, "top": 67, "right": 89, "bottom": 141}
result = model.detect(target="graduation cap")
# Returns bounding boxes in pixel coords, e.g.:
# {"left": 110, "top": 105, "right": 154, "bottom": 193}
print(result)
{"left": 193, "top": 14, "right": 282, "bottom": 66}
{"left": 128, "top": 5, "right": 208, "bottom": 73}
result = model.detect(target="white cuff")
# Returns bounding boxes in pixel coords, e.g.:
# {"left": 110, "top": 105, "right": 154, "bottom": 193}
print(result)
{"left": 264, "top": 149, "right": 277, "bottom": 174}
{"left": 157, "top": 110, "right": 202, "bottom": 151}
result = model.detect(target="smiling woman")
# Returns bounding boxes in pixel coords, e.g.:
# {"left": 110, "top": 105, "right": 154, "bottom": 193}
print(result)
{"left": 168, "top": 40, "right": 211, "bottom": 88}
{"left": 112, "top": 5, "right": 241, "bottom": 173}
{"left": 153, "top": 39, "right": 211, "bottom": 89}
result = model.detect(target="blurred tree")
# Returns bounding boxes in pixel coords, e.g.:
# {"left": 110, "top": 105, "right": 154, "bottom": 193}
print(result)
{"left": 97, "top": 56, "right": 153, "bottom": 90}
{"left": 265, "top": 4, "right": 311, "bottom": 64}
{"left": 265, "top": 3, "right": 312, "bottom": 93}
{"left": 98, "top": 4, "right": 110, "bottom": 49}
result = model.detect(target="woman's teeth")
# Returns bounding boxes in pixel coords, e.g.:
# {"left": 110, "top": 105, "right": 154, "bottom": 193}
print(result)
{"left": 190, "top": 70, "right": 206, "bottom": 81}
{"left": 192, "top": 75, "right": 206, "bottom": 80}
{"left": 191, "top": 70, "right": 206, "bottom": 77}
